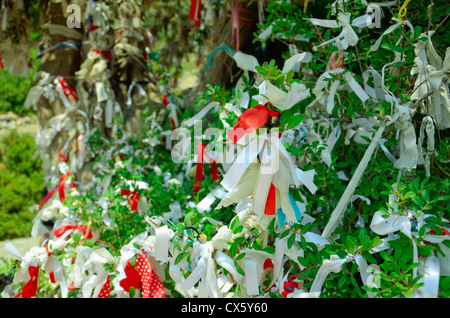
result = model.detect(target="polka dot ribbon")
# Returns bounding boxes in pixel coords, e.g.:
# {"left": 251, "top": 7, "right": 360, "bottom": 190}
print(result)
{"left": 98, "top": 275, "right": 111, "bottom": 298}
{"left": 120, "top": 250, "right": 165, "bottom": 298}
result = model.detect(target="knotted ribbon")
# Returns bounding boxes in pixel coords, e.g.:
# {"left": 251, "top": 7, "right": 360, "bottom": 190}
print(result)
{"left": 93, "top": 49, "right": 113, "bottom": 62}
{"left": 54, "top": 224, "right": 93, "bottom": 239}
{"left": 227, "top": 104, "right": 279, "bottom": 144}
{"left": 120, "top": 189, "right": 141, "bottom": 211}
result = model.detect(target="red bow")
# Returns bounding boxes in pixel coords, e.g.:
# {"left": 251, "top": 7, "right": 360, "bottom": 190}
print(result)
{"left": 59, "top": 77, "right": 78, "bottom": 100}
{"left": 227, "top": 104, "right": 279, "bottom": 144}
{"left": 121, "top": 189, "right": 140, "bottom": 211}
{"left": 189, "top": 0, "right": 202, "bottom": 27}
{"left": 54, "top": 224, "right": 93, "bottom": 239}
{"left": 58, "top": 172, "right": 75, "bottom": 203}
{"left": 93, "top": 49, "right": 113, "bottom": 62}
{"left": 194, "top": 143, "right": 219, "bottom": 194}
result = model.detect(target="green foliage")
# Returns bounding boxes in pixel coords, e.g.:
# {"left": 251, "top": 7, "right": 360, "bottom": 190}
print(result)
{"left": 0, "top": 70, "right": 35, "bottom": 116}
{"left": 0, "top": 130, "right": 45, "bottom": 240}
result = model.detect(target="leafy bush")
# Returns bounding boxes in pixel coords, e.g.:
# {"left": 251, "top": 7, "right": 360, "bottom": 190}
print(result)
{"left": 1, "top": 0, "right": 449, "bottom": 299}
{"left": 0, "top": 130, "right": 45, "bottom": 240}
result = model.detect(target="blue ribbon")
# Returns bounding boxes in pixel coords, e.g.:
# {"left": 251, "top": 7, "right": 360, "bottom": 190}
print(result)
{"left": 277, "top": 193, "right": 302, "bottom": 229}
{"left": 207, "top": 45, "right": 236, "bottom": 68}
{"left": 37, "top": 41, "right": 82, "bottom": 59}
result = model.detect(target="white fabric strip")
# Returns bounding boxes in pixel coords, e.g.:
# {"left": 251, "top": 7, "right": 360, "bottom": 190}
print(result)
{"left": 321, "top": 124, "right": 385, "bottom": 239}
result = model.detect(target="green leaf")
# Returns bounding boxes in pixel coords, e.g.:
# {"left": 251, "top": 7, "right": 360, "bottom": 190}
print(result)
{"left": 280, "top": 229, "right": 291, "bottom": 239}
{"left": 421, "top": 189, "right": 430, "bottom": 203}
{"left": 229, "top": 242, "right": 238, "bottom": 258}
{"left": 232, "top": 225, "right": 244, "bottom": 235}
{"left": 297, "top": 267, "right": 311, "bottom": 280}
{"left": 184, "top": 211, "right": 195, "bottom": 227}
{"left": 379, "top": 250, "right": 395, "bottom": 263}
{"left": 413, "top": 26, "right": 422, "bottom": 39}
{"left": 235, "top": 260, "right": 245, "bottom": 276}
{"left": 286, "top": 114, "right": 305, "bottom": 129}
{"left": 287, "top": 233, "right": 296, "bottom": 249}
{"left": 297, "top": 256, "right": 310, "bottom": 268}
{"left": 263, "top": 246, "right": 276, "bottom": 254}
{"left": 235, "top": 252, "right": 246, "bottom": 260}
{"left": 230, "top": 216, "right": 240, "bottom": 231}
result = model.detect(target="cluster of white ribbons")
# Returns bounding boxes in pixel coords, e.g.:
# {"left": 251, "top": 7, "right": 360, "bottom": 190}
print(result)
{"left": 370, "top": 190, "right": 450, "bottom": 297}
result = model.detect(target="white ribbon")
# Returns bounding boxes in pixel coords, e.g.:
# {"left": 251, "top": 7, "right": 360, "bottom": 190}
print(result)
{"left": 182, "top": 241, "right": 221, "bottom": 298}
{"left": 126, "top": 82, "right": 147, "bottom": 108}
{"left": 370, "top": 210, "right": 419, "bottom": 277}
{"left": 307, "top": 11, "right": 373, "bottom": 50}
{"left": 417, "top": 116, "right": 435, "bottom": 177}
{"left": 322, "top": 124, "right": 385, "bottom": 239}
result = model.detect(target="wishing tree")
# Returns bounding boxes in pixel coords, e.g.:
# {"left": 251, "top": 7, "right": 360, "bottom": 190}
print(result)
{"left": 0, "top": 0, "right": 449, "bottom": 298}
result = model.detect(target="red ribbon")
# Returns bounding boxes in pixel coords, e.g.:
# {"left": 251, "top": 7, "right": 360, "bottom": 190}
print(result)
{"left": 227, "top": 104, "right": 279, "bottom": 144}
{"left": 194, "top": 143, "right": 219, "bottom": 194}
{"left": 121, "top": 189, "right": 140, "bottom": 211}
{"left": 93, "top": 49, "right": 113, "bottom": 62}
{"left": 98, "top": 275, "right": 111, "bottom": 298}
{"left": 59, "top": 77, "right": 78, "bottom": 100}
{"left": 120, "top": 250, "right": 165, "bottom": 298}
{"left": 264, "top": 183, "right": 276, "bottom": 215}
{"left": 14, "top": 266, "right": 40, "bottom": 298}
{"left": 58, "top": 150, "right": 68, "bottom": 162}
{"left": 120, "top": 260, "right": 141, "bottom": 292}
{"left": 88, "top": 22, "right": 99, "bottom": 32}
{"left": 54, "top": 224, "right": 93, "bottom": 239}
{"left": 163, "top": 95, "right": 177, "bottom": 130}
{"left": 231, "top": 0, "right": 240, "bottom": 51}
{"left": 0, "top": 50, "right": 4, "bottom": 70}
{"left": 58, "top": 172, "right": 75, "bottom": 203}
{"left": 189, "top": 0, "right": 202, "bottom": 27}
{"left": 38, "top": 188, "right": 56, "bottom": 210}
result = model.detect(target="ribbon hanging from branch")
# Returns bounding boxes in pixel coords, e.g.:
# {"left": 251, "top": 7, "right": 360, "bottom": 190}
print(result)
{"left": 189, "top": 0, "right": 202, "bottom": 27}
{"left": 58, "top": 172, "right": 75, "bottom": 203}
{"left": 194, "top": 143, "right": 219, "bottom": 194}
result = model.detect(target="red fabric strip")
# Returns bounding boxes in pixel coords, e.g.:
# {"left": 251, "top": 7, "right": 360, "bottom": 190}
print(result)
{"left": 189, "top": 0, "right": 202, "bottom": 27}
{"left": 19, "top": 266, "right": 40, "bottom": 298}
{"left": 194, "top": 143, "right": 205, "bottom": 193}
{"left": 38, "top": 188, "right": 56, "bottom": 210}
{"left": 120, "top": 189, "right": 140, "bottom": 211}
{"left": 54, "top": 224, "right": 93, "bottom": 239}
{"left": 58, "top": 172, "right": 74, "bottom": 203}
{"left": 59, "top": 77, "right": 78, "bottom": 100}
{"left": 264, "top": 183, "right": 276, "bottom": 215}
{"left": 227, "top": 104, "right": 279, "bottom": 144}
